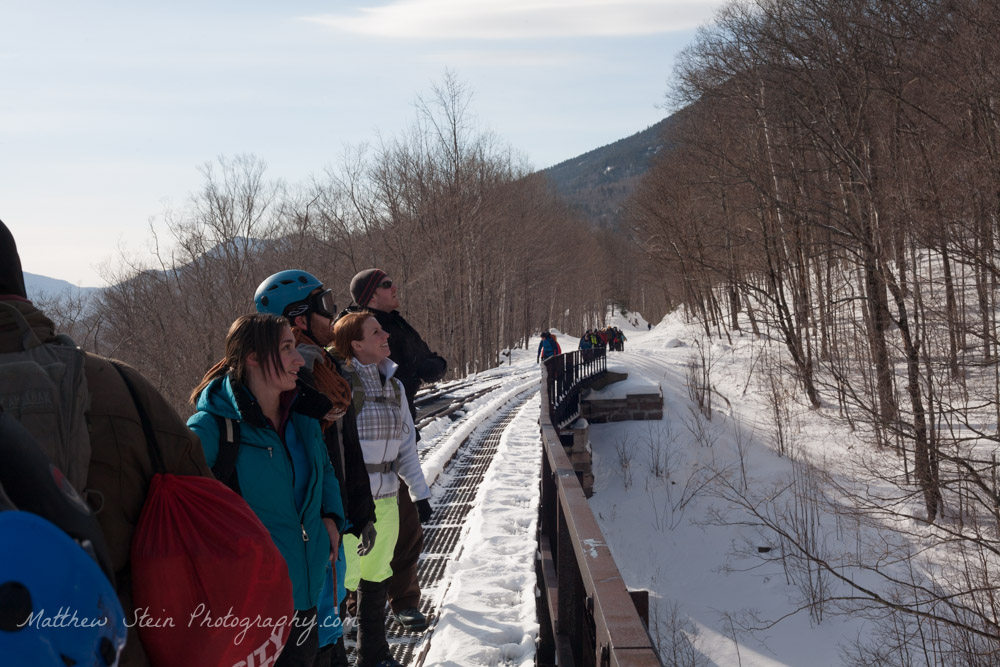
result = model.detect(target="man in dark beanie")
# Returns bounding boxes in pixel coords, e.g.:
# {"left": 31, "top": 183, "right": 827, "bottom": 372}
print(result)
{"left": 0, "top": 220, "right": 213, "bottom": 666}
{"left": 340, "top": 267, "right": 447, "bottom": 632}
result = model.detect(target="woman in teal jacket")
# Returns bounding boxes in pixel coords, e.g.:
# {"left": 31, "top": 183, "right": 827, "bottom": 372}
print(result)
{"left": 188, "top": 313, "right": 345, "bottom": 667}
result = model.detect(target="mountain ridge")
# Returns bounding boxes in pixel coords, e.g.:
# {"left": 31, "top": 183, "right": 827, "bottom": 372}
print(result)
{"left": 542, "top": 114, "right": 677, "bottom": 228}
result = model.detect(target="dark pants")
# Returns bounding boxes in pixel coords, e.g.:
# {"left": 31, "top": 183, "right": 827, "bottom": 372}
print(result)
{"left": 388, "top": 480, "right": 424, "bottom": 613}
{"left": 276, "top": 607, "right": 318, "bottom": 667}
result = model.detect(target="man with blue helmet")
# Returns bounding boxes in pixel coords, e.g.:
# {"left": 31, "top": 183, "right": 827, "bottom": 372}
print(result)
{"left": 255, "top": 270, "right": 376, "bottom": 667}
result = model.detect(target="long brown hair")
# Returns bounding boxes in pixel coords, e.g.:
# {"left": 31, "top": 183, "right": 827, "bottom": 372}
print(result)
{"left": 331, "top": 312, "right": 374, "bottom": 363}
{"left": 189, "top": 313, "right": 290, "bottom": 404}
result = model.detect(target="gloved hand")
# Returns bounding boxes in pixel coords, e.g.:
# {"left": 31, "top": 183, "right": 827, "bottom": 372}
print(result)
{"left": 416, "top": 498, "right": 433, "bottom": 524}
{"left": 417, "top": 355, "right": 447, "bottom": 383}
{"left": 357, "top": 520, "right": 377, "bottom": 557}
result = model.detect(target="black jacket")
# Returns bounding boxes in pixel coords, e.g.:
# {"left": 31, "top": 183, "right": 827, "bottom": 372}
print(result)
{"left": 297, "top": 347, "right": 376, "bottom": 537}
{"left": 340, "top": 305, "right": 447, "bottom": 421}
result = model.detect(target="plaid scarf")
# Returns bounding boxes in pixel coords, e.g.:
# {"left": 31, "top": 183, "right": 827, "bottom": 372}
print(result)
{"left": 352, "top": 361, "right": 403, "bottom": 442}
{"left": 291, "top": 328, "right": 352, "bottom": 430}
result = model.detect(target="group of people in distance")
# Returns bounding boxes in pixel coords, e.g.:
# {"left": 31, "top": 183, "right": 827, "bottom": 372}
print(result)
{"left": 0, "top": 220, "right": 447, "bottom": 667}
{"left": 579, "top": 326, "right": 627, "bottom": 352}
{"left": 536, "top": 325, "right": 630, "bottom": 366}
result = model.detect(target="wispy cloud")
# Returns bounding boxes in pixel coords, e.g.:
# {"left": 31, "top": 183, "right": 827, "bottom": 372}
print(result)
{"left": 304, "top": 0, "right": 721, "bottom": 39}
{"left": 422, "top": 49, "right": 588, "bottom": 67}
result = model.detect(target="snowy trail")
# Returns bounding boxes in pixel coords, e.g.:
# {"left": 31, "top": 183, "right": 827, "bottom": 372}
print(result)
{"left": 417, "top": 392, "right": 542, "bottom": 667}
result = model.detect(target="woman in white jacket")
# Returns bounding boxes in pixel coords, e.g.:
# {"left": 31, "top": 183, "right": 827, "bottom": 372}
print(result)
{"left": 331, "top": 311, "right": 431, "bottom": 667}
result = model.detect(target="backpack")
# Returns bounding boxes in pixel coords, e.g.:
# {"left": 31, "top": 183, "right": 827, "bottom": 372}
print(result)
{"left": 0, "top": 302, "right": 91, "bottom": 492}
{"left": 343, "top": 364, "right": 399, "bottom": 415}
{"left": 211, "top": 414, "right": 243, "bottom": 494}
{"left": 113, "top": 363, "right": 294, "bottom": 667}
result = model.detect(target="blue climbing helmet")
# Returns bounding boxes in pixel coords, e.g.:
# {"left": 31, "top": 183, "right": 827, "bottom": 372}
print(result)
{"left": 254, "top": 270, "right": 336, "bottom": 320}
{"left": 0, "top": 507, "right": 127, "bottom": 666}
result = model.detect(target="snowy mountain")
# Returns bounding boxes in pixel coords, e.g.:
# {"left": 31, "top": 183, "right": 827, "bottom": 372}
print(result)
{"left": 23, "top": 271, "right": 102, "bottom": 300}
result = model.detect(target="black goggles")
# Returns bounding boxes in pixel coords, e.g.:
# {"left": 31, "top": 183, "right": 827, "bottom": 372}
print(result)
{"left": 287, "top": 289, "right": 336, "bottom": 320}
{"left": 309, "top": 289, "right": 337, "bottom": 318}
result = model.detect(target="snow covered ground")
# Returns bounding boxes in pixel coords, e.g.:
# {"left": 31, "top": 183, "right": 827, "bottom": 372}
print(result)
{"left": 415, "top": 308, "right": 885, "bottom": 666}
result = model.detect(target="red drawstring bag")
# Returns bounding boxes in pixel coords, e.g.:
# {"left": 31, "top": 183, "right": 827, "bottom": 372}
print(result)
{"left": 114, "top": 364, "right": 294, "bottom": 667}
{"left": 131, "top": 474, "right": 294, "bottom": 667}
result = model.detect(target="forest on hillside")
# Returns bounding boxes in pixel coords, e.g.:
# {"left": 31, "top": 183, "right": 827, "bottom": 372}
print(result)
{"left": 626, "top": 0, "right": 1000, "bottom": 663}
{"left": 38, "top": 74, "right": 651, "bottom": 415}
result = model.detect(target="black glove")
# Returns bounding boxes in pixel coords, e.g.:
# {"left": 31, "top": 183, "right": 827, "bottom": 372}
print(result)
{"left": 357, "top": 520, "right": 377, "bottom": 557}
{"left": 416, "top": 498, "right": 433, "bottom": 524}
{"left": 416, "top": 355, "right": 447, "bottom": 383}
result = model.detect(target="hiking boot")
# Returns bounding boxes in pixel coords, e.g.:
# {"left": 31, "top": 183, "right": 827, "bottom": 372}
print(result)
{"left": 329, "top": 637, "right": 349, "bottom": 667}
{"left": 356, "top": 579, "right": 402, "bottom": 667}
{"left": 392, "top": 607, "right": 428, "bottom": 631}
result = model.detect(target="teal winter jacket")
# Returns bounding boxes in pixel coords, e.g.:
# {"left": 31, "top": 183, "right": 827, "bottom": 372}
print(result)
{"left": 187, "top": 375, "right": 345, "bottom": 610}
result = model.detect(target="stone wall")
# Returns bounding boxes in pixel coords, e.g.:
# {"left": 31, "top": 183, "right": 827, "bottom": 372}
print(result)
{"left": 580, "top": 391, "right": 663, "bottom": 423}
{"left": 557, "top": 388, "right": 664, "bottom": 498}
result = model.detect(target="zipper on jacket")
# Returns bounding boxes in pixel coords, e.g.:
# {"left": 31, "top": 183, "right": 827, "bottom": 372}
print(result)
{"left": 241, "top": 441, "right": 273, "bottom": 458}
{"left": 282, "top": 423, "right": 320, "bottom": 602}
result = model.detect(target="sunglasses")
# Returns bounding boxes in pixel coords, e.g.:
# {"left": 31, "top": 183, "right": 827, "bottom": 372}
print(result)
{"left": 376, "top": 280, "right": 393, "bottom": 290}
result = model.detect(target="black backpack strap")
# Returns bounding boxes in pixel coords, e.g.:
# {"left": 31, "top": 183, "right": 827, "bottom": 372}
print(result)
{"left": 211, "top": 414, "right": 242, "bottom": 495}
{"left": 110, "top": 361, "right": 165, "bottom": 475}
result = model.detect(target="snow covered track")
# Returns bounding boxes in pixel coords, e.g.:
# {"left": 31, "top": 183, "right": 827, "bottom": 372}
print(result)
{"left": 350, "top": 383, "right": 541, "bottom": 666}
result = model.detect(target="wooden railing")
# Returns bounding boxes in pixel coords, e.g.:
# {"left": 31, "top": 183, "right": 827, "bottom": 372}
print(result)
{"left": 537, "top": 352, "right": 662, "bottom": 667}
{"left": 543, "top": 348, "right": 606, "bottom": 429}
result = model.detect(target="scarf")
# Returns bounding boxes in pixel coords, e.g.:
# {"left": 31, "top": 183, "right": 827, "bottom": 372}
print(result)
{"left": 291, "top": 328, "right": 352, "bottom": 429}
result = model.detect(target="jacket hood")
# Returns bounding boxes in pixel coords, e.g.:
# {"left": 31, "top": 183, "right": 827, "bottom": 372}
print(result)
{"left": 0, "top": 300, "right": 57, "bottom": 352}
{"left": 193, "top": 375, "right": 244, "bottom": 422}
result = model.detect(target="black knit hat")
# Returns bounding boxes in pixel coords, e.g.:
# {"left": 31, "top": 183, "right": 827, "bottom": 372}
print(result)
{"left": 350, "top": 268, "right": 387, "bottom": 307}
{"left": 0, "top": 219, "right": 27, "bottom": 299}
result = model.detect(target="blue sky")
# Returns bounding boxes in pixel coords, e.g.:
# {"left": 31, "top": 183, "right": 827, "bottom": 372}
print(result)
{"left": 1, "top": 0, "right": 724, "bottom": 287}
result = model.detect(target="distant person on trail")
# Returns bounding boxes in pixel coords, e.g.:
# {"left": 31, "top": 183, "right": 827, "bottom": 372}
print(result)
{"left": 537, "top": 330, "right": 561, "bottom": 362}
{"left": 188, "top": 314, "right": 347, "bottom": 667}
{"left": 611, "top": 327, "right": 626, "bottom": 352}
{"left": 597, "top": 328, "right": 610, "bottom": 347}
{"left": 255, "top": 270, "right": 377, "bottom": 667}
{"left": 0, "top": 219, "right": 214, "bottom": 667}
{"left": 579, "top": 329, "right": 594, "bottom": 361}
{"left": 331, "top": 311, "right": 432, "bottom": 667}
{"left": 340, "top": 268, "right": 445, "bottom": 634}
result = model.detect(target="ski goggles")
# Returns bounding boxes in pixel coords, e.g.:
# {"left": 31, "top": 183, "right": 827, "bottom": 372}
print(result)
{"left": 309, "top": 289, "right": 337, "bottom": 319}
{"left": 285, "top": 289, "right": 336, "bottom": 320}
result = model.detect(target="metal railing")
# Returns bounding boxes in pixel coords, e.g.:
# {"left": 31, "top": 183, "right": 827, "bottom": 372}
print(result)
{"left": 543, "top": 348, "right": 607, "bottom": 429}
{"left": 537, "top": 352, "right": 662, "bottom": 667}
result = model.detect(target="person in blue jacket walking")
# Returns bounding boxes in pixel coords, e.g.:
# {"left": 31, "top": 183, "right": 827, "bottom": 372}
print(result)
{"left": 188, "top": 313, "right": 346, "bottom": 667}
{"left": 536, "top": 330, "right": 561, "bottom": 362}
